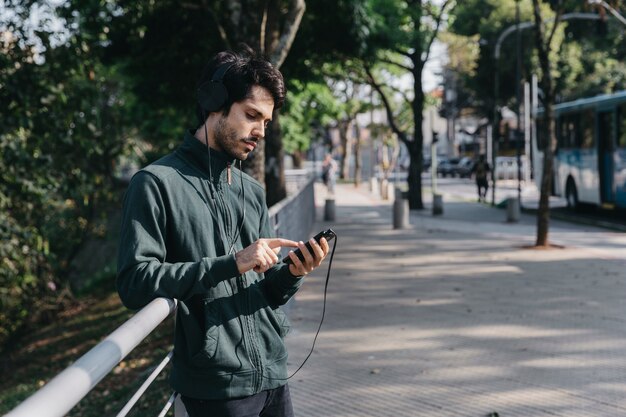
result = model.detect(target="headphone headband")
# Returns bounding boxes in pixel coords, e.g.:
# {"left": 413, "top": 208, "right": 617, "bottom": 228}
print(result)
{"left": 211, "top": 62, "right": 233, "bottom": 82}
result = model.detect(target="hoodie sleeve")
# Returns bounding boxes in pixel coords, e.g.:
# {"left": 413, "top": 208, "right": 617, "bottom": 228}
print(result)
{"left": 116, "top": 171, "right": 239, "bottom": 310}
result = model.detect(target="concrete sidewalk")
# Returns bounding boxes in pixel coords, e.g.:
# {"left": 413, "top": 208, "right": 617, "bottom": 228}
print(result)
{"left": 285, "top": 182, "right": 626, "bottom": 417}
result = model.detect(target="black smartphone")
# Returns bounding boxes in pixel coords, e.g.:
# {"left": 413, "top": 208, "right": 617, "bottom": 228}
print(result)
{"left": 282, "top": 229, "right": 336, "bottom": 265}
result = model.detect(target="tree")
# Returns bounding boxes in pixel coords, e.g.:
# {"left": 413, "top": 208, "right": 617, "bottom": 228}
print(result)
{"left": 71, "top": 0, "right": 375, "bottom": 206}
{"left": 500, "top": 0, "right": 621, "bottom": 247}
{"left": 446, "top": 0, "right": 625, "bottom": 119}
{"left": 195, "top": 0, "right": 375, "bottom": 204}
{"left": 280, "top": 81, "right": 342, "bottom": 167}
{"left": 531, "top": 0, "right": 564, "bottom": 247}
{"left": 445, "top": 0, "right": 540, "bottom": 146}
{"left": 445, "top": 0, "right": 626, "bottom": 246}
{"left": 555, "top": 1, "right": 626, "bottom": 100}
{"left": 281, "top": 0, "right": 375, "bottom": 185}
{"left": 202, "top": 0, "right": 306, "bottom": 206}
{"left": 364, "top": 0, "right": 455, "bottom": 210}
{"left": 321, "top": 73, "right": 372, "bottom": 183}
{"left": 1, "top": 2, "right": 127, "bottom": 343}
{"left": 64, "top": 0, "right": 305, "bottom": 207}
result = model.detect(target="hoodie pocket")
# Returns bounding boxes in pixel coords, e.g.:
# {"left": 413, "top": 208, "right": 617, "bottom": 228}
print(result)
{"left": 272, "top": 307, "right": 291, "bottom": 338}
{"left": 191, "top": 299, "right": 221, "bottom": 366}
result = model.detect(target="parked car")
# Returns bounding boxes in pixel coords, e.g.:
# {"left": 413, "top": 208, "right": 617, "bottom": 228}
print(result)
{"left": 437, "top": 157, "right": 460, "bottom": 177}
{"left": 495, "top": 156, "right": 518, "bottom": 180}
{"left": 455, "top": 157, "right": 475, "bottom": 178}
{"left": 422, "top": 157, "right": 431, "bottom": 172}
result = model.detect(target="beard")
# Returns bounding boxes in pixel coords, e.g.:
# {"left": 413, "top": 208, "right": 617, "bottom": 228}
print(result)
{"left": 214, "top": 116, "right": 257, "bottom": 161}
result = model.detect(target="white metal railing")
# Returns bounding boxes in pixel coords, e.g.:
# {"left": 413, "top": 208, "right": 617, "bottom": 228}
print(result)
{"left": 270, "top": 175, "right": 315, "bottom": 243}
{"left": 5, "top": 175, "right": 317, "bottom": 417}
{"left": 5, "top": 297, "right": 177, "bottom": 417}
{"left": 115, "top": 351, "right": 174, "bottom": 417}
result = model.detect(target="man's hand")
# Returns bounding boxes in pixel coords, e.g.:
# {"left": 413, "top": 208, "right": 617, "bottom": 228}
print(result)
{"left": 236, "top": 238, "right": 298, "bottom": 274}
{"left": 285, "top": 237, "right": 330, "bottom": 276}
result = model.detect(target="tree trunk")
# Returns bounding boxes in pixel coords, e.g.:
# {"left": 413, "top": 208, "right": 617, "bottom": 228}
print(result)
{"left": 354, "top": 122, "right": 362, "bottom": 187}
{"left": 217, "top": 0, "right": 305, "bottom": 203}
{"left": 536, "top": 111, "right": 554, "bottom": 246}
{"left": 338, "top": 119, "right": 351, "bottom": 180}
{"left": 264, "top": 110, "right": 287, "bottom": 207}
{"left": 263, "top": 0, "right": 305, "bottom": 205}
{"left": 291, "top": 150, "right": 304, "bottom": 168}
{"left": 535, "top": 82, "right": 556, "bottom": 246}
{"left": 532, "top": 0, "right": 558, "bottom": 247}
{"left": 410, "top": 58, "right": 425, "bottom": 210}
{"left": 242, "top": 140, "right": 266, "bottom": 187}
{"left": 267, "top": 0, "right": 306, "bottom": 68}
{"left": 406, "top": 141, "right": 423, "bottom": 210}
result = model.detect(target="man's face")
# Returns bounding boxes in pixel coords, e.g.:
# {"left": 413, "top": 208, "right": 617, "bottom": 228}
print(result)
{"left": 212, "top": 85, "right": 274, "bottom": 160}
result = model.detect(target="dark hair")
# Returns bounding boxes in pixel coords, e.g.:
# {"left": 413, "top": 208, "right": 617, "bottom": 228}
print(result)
{"left": 196, "top": 46, "right": 285, "bottom": 126}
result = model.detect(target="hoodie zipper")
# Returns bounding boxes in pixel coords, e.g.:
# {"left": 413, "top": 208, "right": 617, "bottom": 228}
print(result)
{"left": 221, "top": 162, "right": 263, "bottom": 390}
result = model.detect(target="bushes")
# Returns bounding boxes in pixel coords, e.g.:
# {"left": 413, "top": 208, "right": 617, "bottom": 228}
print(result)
{"left": 0, "top": 212, "right": 51, "bottom": 344}
{"left": 0, "top": 9, "right": 128, "bottom": 346}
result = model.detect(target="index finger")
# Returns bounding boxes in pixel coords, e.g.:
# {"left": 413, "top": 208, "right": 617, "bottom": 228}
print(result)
{"left": 265, "top": 238, "right": 298, "bottom": 249}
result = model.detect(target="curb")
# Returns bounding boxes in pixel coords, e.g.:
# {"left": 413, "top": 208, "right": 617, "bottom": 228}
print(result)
{"left": 521, "top": 206, "right": 626, "bottom": 233}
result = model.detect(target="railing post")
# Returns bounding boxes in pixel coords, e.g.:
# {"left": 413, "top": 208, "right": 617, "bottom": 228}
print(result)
{"left": 7, "top": 172, "right": 317, "bottom": 417}
{"left": 174, "top": 395, "right": 188, "bottom": 417}
{"left": 5, "top": 298, "right": 177, "bottom": 417}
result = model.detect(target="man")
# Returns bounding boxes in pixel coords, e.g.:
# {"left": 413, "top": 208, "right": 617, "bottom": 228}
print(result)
{"left": 321, "top": 153, "right": 338, "bottom": 195}
{"left": 116, "top": 49, "right": 330, "bottom": 417}
{"left": 471, "top": 154, "right": 491, "bottom": 202}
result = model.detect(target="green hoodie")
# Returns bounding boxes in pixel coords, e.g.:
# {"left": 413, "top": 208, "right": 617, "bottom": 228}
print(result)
{"left": 116, "top": 130, "right": 304, "bottom": 399}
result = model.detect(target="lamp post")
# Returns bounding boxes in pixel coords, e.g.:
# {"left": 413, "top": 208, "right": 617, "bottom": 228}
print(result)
{"left": 515, "top": 0, "right": 523, "bottom": 205}
{"left": 588, "top": 0, "right": 626, "bottom": 26}
{"left": 491, "top": 61, "right": 499, "bottom": 207}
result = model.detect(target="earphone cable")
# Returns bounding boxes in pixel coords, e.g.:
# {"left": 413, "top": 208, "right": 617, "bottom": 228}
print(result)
{"left": 228, "top": 160, "right": 246, "bottom": 255}
{"left": 198, "top": 96, "right": 335, "bottom": 382}
{"left": 262, "top": 235, "right": 338, "bottom": 381}
{"left": 202, "top": 112, "right": 214, "bottom": 190}
{"left": 201, "top": 109, "right": 243, "bottom": 254}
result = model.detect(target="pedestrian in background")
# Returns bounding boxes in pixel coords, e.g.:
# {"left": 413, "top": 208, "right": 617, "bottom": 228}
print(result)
{"left": 472, "top": 154, "right": 491, "bottom": 202}
{"left": 321, "top": 153, "right": 338, "bottom": 195}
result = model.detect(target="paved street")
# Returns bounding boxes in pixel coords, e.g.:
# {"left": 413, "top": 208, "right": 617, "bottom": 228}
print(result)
{"left": 285, "top": 182, "right": 626, "bottom": 416}
{"left": 421, "top": 174, "right": 566, "bottom": 209}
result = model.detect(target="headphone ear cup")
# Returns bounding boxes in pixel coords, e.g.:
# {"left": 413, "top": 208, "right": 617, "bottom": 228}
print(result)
{"left": 197, "top": 80, "right": 229, "bottom": 113}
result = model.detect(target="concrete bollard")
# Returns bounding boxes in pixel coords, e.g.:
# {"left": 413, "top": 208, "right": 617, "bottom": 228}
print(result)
{"left": 370, "top": 177, "right": 379, "bottom": 196}
{"left": 381, "top": 179, "right": 389, "bottom": 200}
{"left": 324, "top": 198, "right": 336, "bottom": 221}
{"left": 393, "top": 188, "right": 409, "bottom": 229}
{"left": 432, "top": 193, "right": 443, "bottom": 216}
{"left": 387, "top": 183, "right": 395, "bottom": 201}
{"left": 506, "top": 197, "right": 520, "bottom": 223}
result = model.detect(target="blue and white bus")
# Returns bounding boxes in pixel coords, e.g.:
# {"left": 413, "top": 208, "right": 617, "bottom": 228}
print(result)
{"left": 535, "top": 90, "right": 626, "bottom": 209}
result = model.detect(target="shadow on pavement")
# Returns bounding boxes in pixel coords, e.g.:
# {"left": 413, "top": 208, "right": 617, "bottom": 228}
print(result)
{"left": 286, "top": 193, "right": 626, "bottom": 416}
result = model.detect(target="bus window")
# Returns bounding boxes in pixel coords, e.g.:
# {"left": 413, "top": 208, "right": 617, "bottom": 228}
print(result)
{"left": 619, "top": 104, "right": 626, "bottom": 148}
{"left": 558, "top": 116, "right": 566, "bottom": 148}
{"left": 580, "top": 110, "right": 595, "bottom": 149}
{"left": 559, "top": 113, "right": 578, "bottom": 149}
{"left": 598, "top": 110, "right": 615, "bottom": 152}
{"left": 537, "top": 118, "right": 547, "bottom": 150}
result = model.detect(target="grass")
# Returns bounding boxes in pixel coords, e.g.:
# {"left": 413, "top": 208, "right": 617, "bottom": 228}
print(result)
{"left": 0, "top": 279, "right": 176, "bottom": 417}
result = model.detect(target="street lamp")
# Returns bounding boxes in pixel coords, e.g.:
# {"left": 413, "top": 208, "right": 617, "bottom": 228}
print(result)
{"left": 588, "top": 0, "right": 626, "bottom": 26}
{"left": 492, "top": 18, "right": 534, "bottom": 207}
{"left": 515, "top": 0, "right": 523, "bottom": 206}
{"left": 492, "top": 11, "right": 606, "bottom": 207}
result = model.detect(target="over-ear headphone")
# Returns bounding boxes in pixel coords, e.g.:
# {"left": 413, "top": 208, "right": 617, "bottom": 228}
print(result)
{"left": 197, "top": 62, "right": 233, "bottom": 113}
